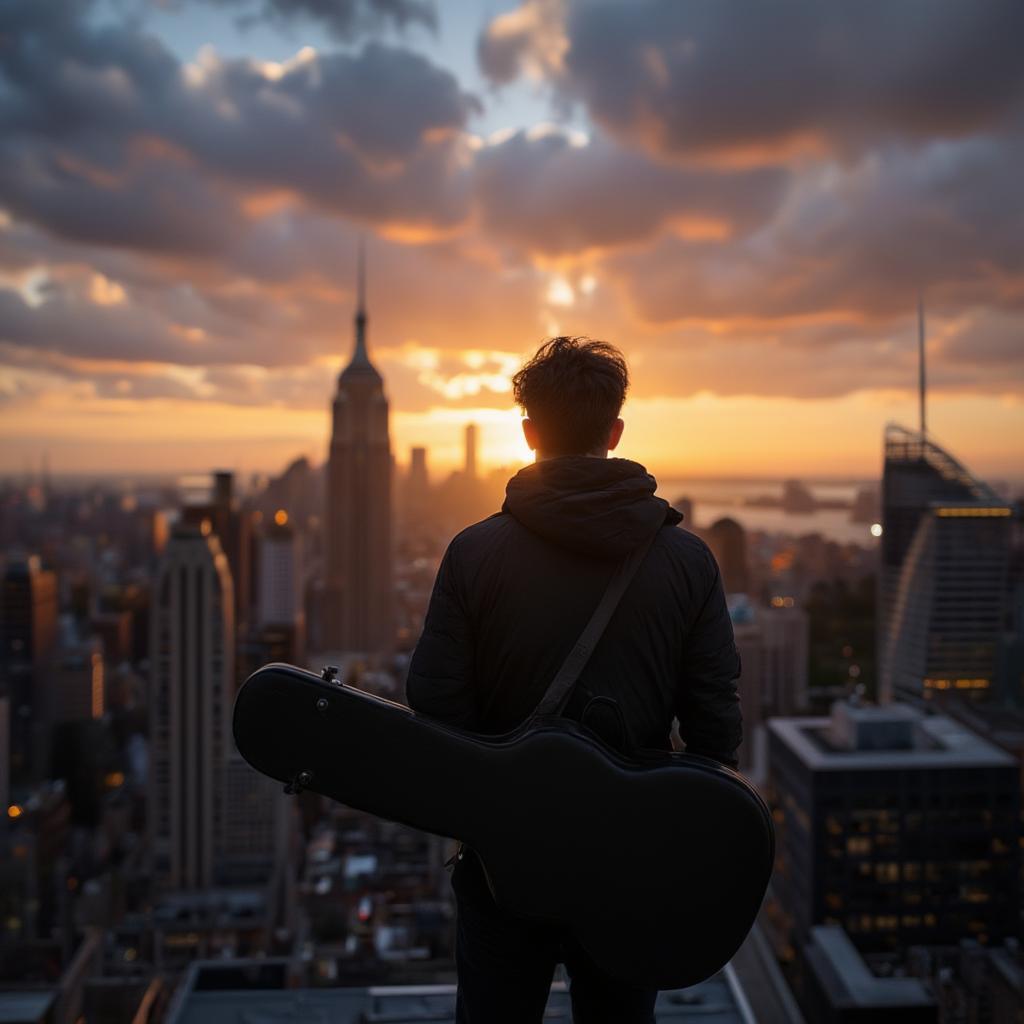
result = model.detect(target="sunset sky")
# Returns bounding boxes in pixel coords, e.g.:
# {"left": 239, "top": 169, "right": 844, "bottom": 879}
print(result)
{"left": 1, "top": 0, "right": 1022, "bottom": 481}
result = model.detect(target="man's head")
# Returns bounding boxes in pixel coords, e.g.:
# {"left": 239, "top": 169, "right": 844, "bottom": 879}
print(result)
{"left": 512, "top": 336, "right": 629, "bottom": 459}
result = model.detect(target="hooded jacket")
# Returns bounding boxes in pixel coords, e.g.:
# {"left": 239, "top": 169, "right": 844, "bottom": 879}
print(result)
{"left": 405, "top": 456, "right": 742, "bottom": 766}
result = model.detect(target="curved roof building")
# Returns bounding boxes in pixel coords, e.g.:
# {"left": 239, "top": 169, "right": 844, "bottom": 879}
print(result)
{"left": 879, "top": 424, "right": 1014, "bottom": 704}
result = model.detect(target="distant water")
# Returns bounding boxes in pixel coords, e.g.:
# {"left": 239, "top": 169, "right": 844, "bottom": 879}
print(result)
{"left": 656, "top": 478, "right": 880, "bottom": 546}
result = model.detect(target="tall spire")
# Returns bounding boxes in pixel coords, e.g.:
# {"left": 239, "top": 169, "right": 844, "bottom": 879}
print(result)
{"left": 357, "top": 234, "right": 366, "bottom": 318}
{"left": 353, "top": 235, "right": 368, "bottom": 364}
{"left": 340, "top": 235, "right": 377, "bottom": 379}
{"left": 918, "top": 292, "right": 926, "bottom": 438}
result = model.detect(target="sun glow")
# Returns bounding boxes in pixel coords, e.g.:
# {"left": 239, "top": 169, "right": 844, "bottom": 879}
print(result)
{"left": 545, "top": 277, "right": 575, "bottom": 307}
{"left": 393, "top": 406, "right": 532, "bottom": 470}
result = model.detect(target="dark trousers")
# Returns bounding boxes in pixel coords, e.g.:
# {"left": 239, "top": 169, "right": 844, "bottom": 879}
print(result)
{"left": 451, "top": 849, "right": 657, "bottom": 1024}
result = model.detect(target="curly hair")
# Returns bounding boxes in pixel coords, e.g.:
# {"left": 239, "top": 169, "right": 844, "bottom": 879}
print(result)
{"left": 511, "top": 336, "right": 629, "bottom": 456}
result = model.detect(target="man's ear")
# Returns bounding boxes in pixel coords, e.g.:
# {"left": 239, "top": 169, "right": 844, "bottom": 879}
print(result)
{"left": 607, "top": 418, "right": 625, "bottom": 451}
{"left": 521, "top": 417, "right": 539, "bottom": 451}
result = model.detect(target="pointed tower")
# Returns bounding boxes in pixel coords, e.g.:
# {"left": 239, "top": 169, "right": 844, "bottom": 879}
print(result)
{"left": 323, "top": 241, "right": 394, "bottom": 655}
{"left": 916, "top": 292, "right": 927, "bottom": 439}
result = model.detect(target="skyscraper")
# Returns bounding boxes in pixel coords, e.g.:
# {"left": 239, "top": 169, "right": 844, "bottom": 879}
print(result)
{"left": 729, "top": 595, "right": 809, "bottom": 773}
{"left": 1, "top": 555, "right": 58, "bottom": 783}
{"left": 257, "top": 512, "right": 303, "bottom": 631}
{"left": 0, "top": 696, "right": 8, "bottom": 822}
{"left": 50, "top": 636, "right": 104, "bottom": 723}
{"left": 706, "top": 517, "right": 751, "bottom": 595}
{"left": 464, "top": 423, "right": 478, "bottom": 480}
{"left": 406, "top": 446, "right": 431, "bottom": 522}
{"left": 877, "top": 305, "right": 1017, "bottom": 704}
{"left": 879, "top": 425, "right": 1012, "bottom": 704}
{"left": 0, "top": 556, "right": 57, "bottom": 667}
{"left": 243, "top": 509, "right": 306, "bottom": 671}
{"left": 150, "top": 523, "right": 234, "bottom": 890}
{"left": 323, "top": 245, "right": 394, "bottom": 656}
{"left": 182, "top": 471, "right": 252, "bottom": 636}
{"left": 400, "top": 446, "right": 434, "bottom": 552}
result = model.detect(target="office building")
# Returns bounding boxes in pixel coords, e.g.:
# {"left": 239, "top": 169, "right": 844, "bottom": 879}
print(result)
{"left": 150, "top": 523, "right": 235, "bottom": 890}
{"left": 261, "top": 456, "right": 319, "bottom": 534}
{"left": 707, "top": 517, "right": 751, "bottom": 594}
{"left": 152, "top": 523, "right": 288, "bottom": 892}
{"left": 768, "top": 701, "right": 1019, "bottom": 955}
{"left": 408, "top": 447, "right": 430, "bottom": 508}
{"left": 673, "top": 495, "right": 694, "bottom": 528}
{"left": 221, "top": 753, "right": 290, "bottom": 886}
{"left": 401, "top": 446, "right": 434, "bottom": 549}
{"left": 0, "top": 696, "right": 8, "bottom": 818}
{"left": 879, "top": 425, "right": 1013, "bottom": 704}
{"left": 181, "top": 471, "right": 252, "bottom": 635}
{"left": 257, "top": 513, "right": 303, "bottom": 632}
{"left": 1, "top": 556, "right": 58, "bottom": 666}
{"left": 729, "top": 595, "right": 809, "bottom": 773}
{"left": 50, "top": 636, "right": 104, "bottom": 723}
{"left": 1, "top": 555, "right": 58, "bottom": 783}
{"left": 464, "top": 423, "right": 478, "bottom": 480}
{"left": 323, "top": 245, "right": 394, "bottom": 656}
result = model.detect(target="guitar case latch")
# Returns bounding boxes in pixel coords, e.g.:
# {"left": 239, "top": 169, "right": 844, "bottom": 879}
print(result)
{"left": 284, "top": 769, "right": 313, "bottom": 795}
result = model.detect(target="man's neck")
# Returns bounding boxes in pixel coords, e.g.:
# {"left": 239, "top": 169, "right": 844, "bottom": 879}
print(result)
{"left": 535, "top": 449, "right": 609, "bottom": 463}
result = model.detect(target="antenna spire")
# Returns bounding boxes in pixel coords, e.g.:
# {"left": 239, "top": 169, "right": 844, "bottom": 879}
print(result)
{"left": 351, "top": 235, "right": 369, "bottom": 367}
{"left": 337, "top": 235, "right": 381, "bottom": 381}
{"left": 357, "top": 235, "right": 366, "bottom": 316}
{"left": 918, "top": 292, "right": 926, "bottom": 439}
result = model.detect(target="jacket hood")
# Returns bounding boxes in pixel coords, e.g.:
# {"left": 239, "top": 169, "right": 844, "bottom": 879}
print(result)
{"left": 502, "top": 456, "right": 683, "bottom": 557}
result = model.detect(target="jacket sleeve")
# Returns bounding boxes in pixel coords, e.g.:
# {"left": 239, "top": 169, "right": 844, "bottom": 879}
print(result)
{"left": 405, "top": 541, "right": 477, "bottom": 729}
{"left": 675, "top": 549, "right": 743, "bottom": 769}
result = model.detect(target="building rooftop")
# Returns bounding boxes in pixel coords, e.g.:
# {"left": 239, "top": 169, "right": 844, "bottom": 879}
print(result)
{"left": 805, "top": 925, "right": 933, "bottom": 1009}
{"left": 990, "top": 947, "right": 1024, "bottom": 996}
{"left": 167, "top": 960, "right": 757, "bottom": 1024}
{"left": 768, "top": 702, "right": 1015, "bottom": 771}
{"left": 152, "top": 887, "right": 269, "bottom": 926}
{"left": 945, "top": 700, "right": 1024, "bottom": 751}
{"left": 883, "top": 423, "right": 1003, "bottom": 505}
{"left": 0, "top": 991, "right": 55, "bottom": 1024}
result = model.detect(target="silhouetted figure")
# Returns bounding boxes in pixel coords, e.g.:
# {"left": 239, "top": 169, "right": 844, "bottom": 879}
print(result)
{"left": 407, "top": 336, "right": 742, "bottom": 1024}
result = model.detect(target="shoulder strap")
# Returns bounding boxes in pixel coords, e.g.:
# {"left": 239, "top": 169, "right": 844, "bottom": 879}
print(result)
{"left": 532, "top": 524, "right": 661, "bottom": 719}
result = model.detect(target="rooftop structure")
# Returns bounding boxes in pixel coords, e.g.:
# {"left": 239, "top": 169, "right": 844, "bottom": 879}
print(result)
{"left": 769, "top": 700, "right": 1014, "bottom": 772}
{"left": 165, "top": 959, "right": 760, "bottom": 1024}
{"left": 0, "top": 991, "right": 54, "bottom": 1024}
{"left": 768, "top": 701, "right": 1020, "bottom": 954}
{"left": 800, "top": 925, "right": 935, "bottom": 1022}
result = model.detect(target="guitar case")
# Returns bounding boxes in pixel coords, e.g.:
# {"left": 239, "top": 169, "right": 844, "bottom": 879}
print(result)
{"left": 233, "top": 529, "right": 774, "bottom": 991}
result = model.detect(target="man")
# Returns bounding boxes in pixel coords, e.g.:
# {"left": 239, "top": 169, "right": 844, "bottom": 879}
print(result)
{"left": 406, "top": 336, "right": 742, "bottom": 1024}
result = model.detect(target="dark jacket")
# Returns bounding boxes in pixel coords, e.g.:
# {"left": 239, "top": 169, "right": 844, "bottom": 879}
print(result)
{"left": 405, "top": 456, "right": 743, "bottom": 767}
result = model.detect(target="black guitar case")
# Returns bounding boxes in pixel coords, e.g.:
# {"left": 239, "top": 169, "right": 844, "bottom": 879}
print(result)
{"left": 233, "top": 529, "right": 774, "bottom": 991}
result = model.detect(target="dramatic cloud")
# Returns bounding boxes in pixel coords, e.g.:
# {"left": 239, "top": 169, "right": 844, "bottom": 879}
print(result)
{"left": 481, "top": 1, "right": 1024, "bottom": 162}
{"left": 184, "top": 0, "right": 438, "bottom": 39}
{"left": 474, "top": 127, "right": 788, "bottom": 255}
{"left": 477, "top": 0, "right": 565, "bottom": 86}
{"left": 0, "top": 1, "right": 477, "bottom": 251}
{"left": 607, "top": 133, "right": 1024, "bottom": 327}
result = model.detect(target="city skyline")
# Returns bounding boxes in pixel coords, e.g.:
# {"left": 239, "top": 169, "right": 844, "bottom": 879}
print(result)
{"left": 2, "top": 4, "right": 1023, "bottom": 1020}
{"left": 2, "top": 2, "right": 1024, "bottom": 480}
